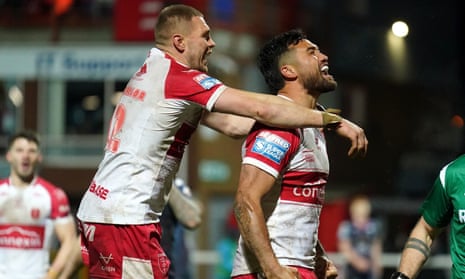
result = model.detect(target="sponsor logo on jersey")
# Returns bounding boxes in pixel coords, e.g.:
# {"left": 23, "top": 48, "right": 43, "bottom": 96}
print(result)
{"left": 158, "top": 253, "right": 169, "bottom": 274}
{"left": 99, "top": 253, "right": 116, "bottom": 273}
{"left": 281, "top": 184, "right": 326, "bottom": 205}
{"left": 30, "top": 208, "right": 40, "bottom": 219}
{"left": 459, "top": 209, "right": 465, "bottom": 223}
{"left": 83, "top": 223, "right": 96, "bottom": 242}
{"left": 89, "top": 181, "right": 109, "bottom": 200}
{"left": 0, "top": 225, "right": 44, "bottom": 249}
{"left": 100, "top": 253, "right": 113, "bottom": 264}
{"left": 251, "top": 133, "right": 290, "bottom": 164}
{"left": 123, "top": 86, "right": 146, "bottom": 101}
{"left": 193, "top": 73, "right": 221, "bottom": 89}
{"left": 135, "top": 63, "right": 147, "bottom": 77}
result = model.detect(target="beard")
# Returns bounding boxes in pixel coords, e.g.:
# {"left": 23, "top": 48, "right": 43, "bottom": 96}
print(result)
{"left": 304, "top": 74, "right": 337, "bottom": 93}
{"left": 192, "top": 62, "right": 208, "bottom": 73}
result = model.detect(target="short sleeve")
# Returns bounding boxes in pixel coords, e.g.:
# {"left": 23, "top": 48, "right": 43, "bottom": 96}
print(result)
{"left": 50, "top": 187, "right": 71, "bottom": 219}
{"left": 165, "top": 66, "right": 226, "bottom": 110}
{"left": 421, "top": 173, "right": 453, "bottom": 228}
{"left": 242, "top": 126, "right": 300, "bottom": 178}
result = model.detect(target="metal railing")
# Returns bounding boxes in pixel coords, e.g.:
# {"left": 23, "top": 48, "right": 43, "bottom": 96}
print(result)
{"left": 190, "top": 250, "right": 452, "bottom": 268}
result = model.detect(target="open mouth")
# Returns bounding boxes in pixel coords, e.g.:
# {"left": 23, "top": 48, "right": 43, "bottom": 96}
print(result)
{"left": 21, "top": 164, "right": 30, "bottom": 171}
{"left": 320, "top": 65, "right": 329, "bottom": 75}
{"left": 202, "top": 52, "right": 211, "bottom": 66}
{"left": 320, "top": 65, "right": 334, "bottom": 79}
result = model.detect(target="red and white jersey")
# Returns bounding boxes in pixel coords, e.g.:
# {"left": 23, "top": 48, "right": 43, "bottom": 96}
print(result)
{"left": 0, "top": 177, "right": 72, "bottom": 279}
{"left": 77, "top": 48, "right": 226, "bottom": 225}
{"left": 232, "top": 102, "right": 329, "bottom": 276}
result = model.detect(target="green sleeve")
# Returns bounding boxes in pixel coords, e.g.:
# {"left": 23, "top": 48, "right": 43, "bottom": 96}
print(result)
{"left": 421, "top": 175, "right": 452, "bottom": 228}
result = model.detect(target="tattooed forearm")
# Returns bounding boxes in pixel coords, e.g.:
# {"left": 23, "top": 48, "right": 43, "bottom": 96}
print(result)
{"left": 234, "top": 200, "right": 251, "bottom": 234}
{"left": 404, "top": 237, "right": 430, "bottom": 258}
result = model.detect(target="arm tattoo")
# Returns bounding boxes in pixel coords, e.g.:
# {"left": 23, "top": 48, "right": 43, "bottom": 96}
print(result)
{"left": 404, "top": 237, "right": 430, "bottom": 258}
{"left": 234, "top": 202, "right": 251, "bottom": 234}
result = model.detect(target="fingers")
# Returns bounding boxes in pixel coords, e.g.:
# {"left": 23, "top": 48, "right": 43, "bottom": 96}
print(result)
{"left": 326, "top": 260, "right": 339, "bottom": 279}
{"left": 347, "top": 130, "right": 368, "bottom": 158}
{"left": 286, "top": 266, "right": 302, "bottom": 279}
{"left": 333, "top": 118, "right": 368, "bottom": 158}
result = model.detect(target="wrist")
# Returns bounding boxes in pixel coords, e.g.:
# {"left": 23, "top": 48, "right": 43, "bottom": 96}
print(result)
{"left": 47, "top": 267, "right": 58, "bottom": 279}
{"left": 390, "top": 271, "right": 410, "bottom": 279}
{"left": 321, "top": 111, "right": 342, "bottom": 128}
{"left": 261, "top": 260, "right": 282, "bottom": 278}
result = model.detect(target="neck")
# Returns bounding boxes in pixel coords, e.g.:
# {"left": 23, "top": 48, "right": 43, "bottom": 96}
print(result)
{"left": 156, "top": 45, "right": 188, "bottom": 66}
{"left": 10, "top": 173, "right": 34, "bottom": 187}
{"left": 278, "top": 84, "right": 319, "bottom": 109}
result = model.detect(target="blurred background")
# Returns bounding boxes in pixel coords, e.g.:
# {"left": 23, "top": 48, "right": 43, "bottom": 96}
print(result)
{"left": 0, "top": 0, "right": 463, "bottom": 278}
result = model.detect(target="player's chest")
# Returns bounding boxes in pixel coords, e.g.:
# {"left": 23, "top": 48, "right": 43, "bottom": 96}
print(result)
{"left": 0, "top": 187, "right": 51, "bottom": 224}
{"left": 291, "top": 129, "right": 329, "bottom": 170}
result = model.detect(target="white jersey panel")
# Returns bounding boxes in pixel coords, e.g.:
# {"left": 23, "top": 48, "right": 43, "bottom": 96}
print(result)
{"left": 232, "top": 125, "right": 329, "bottom": 276}
{"left": 77, "top": 48, "right": 226, "bottom": 225}
{"left": 0, "top": 177, "right": 72, "bottom": 279}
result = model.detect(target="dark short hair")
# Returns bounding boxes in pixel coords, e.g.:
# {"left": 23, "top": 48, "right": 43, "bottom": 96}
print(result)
{"left": 155, "top": 4, "right": 204, "bottom": 45}
{"left": 7, "top": 130, "right": 40, "bottom": 150}
{"left": 257, "top": 29, "right": 307, "bottom": 93}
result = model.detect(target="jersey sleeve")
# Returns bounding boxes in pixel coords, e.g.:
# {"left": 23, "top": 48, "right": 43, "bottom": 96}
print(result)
{"left": 421, "top": 167, "right": 453, "bottom": 228}
{"left": 50, "top": 187, "right": 71, "bottom": 220}
{"left": 242, "top": 126, "right": 300, "bottom": 178}
{"left": 165, "top": 66, "right": 226, "bottom": 111}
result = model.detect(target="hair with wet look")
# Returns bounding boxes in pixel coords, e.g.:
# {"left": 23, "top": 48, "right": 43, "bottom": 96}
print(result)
{"left": 154, "top": 4, "right": 204, "bottom": 47}
{"left": 257, "top": 29, "right": 307, "bottom": 93}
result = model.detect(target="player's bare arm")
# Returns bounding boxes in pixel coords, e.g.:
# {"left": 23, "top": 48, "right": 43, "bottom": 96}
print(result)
{"left": 57, "top": 235, "right": 82, "bottom": 279}
{"left": 200, "top": 111, "right": 255, "bottom": 139}
{"left": 334, "top": 118, "right": 368, "bottom": 158}
{"left": 47, "top": 218, "right": 77, "bottom": 279}
{"left": 396, "top": 217, "right": 442, "bottom": 279}
{"left": 214, "top": 87, "right": 341, "bottom": 129}
{"left": 168, "top": 183, "right": 202, "bottom": 229}
{"left": 234, "top": 164, "right": 300, "bottom": 279}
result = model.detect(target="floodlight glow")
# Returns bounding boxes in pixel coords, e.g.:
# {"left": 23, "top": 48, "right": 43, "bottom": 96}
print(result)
{"left": 392, "top": 21, "right": 409, "bottom": 38}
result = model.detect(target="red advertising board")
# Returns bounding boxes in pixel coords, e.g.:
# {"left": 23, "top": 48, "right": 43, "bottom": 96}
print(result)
{"left": 114, "top": 0, "right": 163, "bottom": 42}
{"left": 114, "top": 0, "right": 208, "bottom": 42}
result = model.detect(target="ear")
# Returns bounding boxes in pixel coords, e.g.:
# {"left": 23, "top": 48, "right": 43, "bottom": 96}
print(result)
{"left": 173, "top": 34, "right": 185, "bottom": 52}
{"left": 5, "top": 151, "right": 11, "bottom": 163}
{"left": 281, "top": 65, "right": 297, "bottom": 79}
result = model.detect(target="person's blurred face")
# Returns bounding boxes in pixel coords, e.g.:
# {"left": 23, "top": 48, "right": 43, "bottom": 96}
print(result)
{"left": 6, "top": 138, "right": 42, "bottom": 182}
{"left": 350, "top": 198, "right": 371, "bottom": 225}
{"left": 183, "top": 16, "right": 216, "bottom": 72}
{"left": 288, "top": 39, "right": 337, "bottom": 93}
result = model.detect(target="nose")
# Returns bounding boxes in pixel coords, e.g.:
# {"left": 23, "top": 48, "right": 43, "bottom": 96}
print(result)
{"left": 320, "top": 51, "right": 328, "bottom": 62}
{"left": 209, "top": 37, "right": 216, "bottom": 48}
{"left": 22, "top": 152, "right": 31, "bottom": 160}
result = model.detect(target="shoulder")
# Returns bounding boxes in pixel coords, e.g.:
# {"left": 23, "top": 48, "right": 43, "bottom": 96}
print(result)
{"left": 35, "top": 178, "right": 71, "bottom": 218}
{"left": 444, "top": 154, "right": 465, "bottom": 174}
{"left": 250, "top": 124, "right": 300, "bottom": 141}
{"left": 35, "top": 177, "right": 59, "bottom": 190}
{"left": 0, "top": 178, "right": 8, "bottom": 187}
{"left": 246, "top": 126, "right": 301, "bottom": 151}
{"left": 35, "top": 177, "right": 68, "bottom": 199}
{"left": 439, "top": 154, "right": 465, "bottom": 191}
{"left": 169, "top": 69, "right": 222, "bottom": 90}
